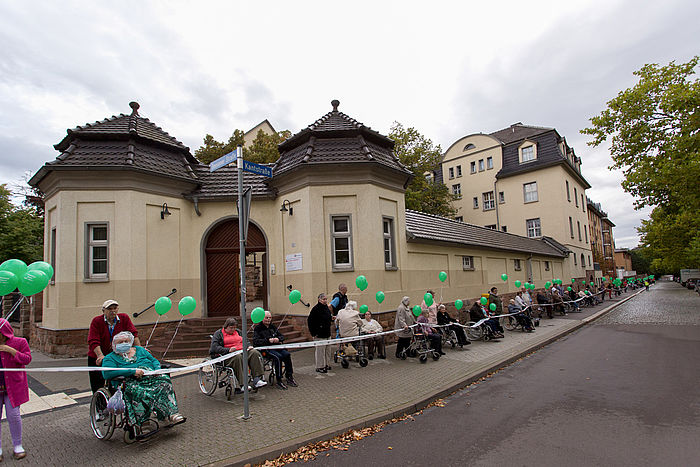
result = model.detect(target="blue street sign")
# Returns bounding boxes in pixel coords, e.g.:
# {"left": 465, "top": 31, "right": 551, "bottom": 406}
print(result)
{"left": 209, "top": 151, "right": 236, "bottom": 172}
{"left": 242, "top": 160, "right": 273, "bottom": 178}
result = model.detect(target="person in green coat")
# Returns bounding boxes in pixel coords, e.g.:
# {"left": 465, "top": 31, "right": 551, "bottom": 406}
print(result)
{"left": 102, "top": 331, "right": 183, "bottom": 426}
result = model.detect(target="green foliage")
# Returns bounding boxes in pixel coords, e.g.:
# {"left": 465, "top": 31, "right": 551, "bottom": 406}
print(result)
{"left": 194, "top": 130, "right": 245, "bottom": 164}
{"left": 629, "top": 246, "right": 652, "bottom": 274}
{"left": 389, "top": 122, "right": 457, "bottom": 217}
{"left": 194, "top": 129, "right": 291, "bottom": 165}
{"left": 0, "top": 184, "right": 44, "bottom": 265}
{"left": 583, "top": 57, "right": 700, "bottom": 271}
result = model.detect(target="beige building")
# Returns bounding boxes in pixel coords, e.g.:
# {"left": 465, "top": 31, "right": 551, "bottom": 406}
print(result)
{"left": 28, "top": 101, "right": 572, "bottom": 355}
{"left": 441, "top": 123, "right": 593, "bottom": 282}
{"left": 587, "top": 197, "right": 616, "bottom": 279}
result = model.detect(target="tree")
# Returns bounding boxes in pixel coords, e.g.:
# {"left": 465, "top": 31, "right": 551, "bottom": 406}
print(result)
{"left": 582, "top": 57, "right": 700, "bottom": 271}
{"left": 193, "top": 129, "right": 291, "bottom": 165}
{"left": 0, "top": 184, "right": 44, "bottom": 265}
{"left": 389, "top": 122, "right": 457, "bottom": 217}
{"left": 194, "top": 130, "right": 245, "bottom": 164}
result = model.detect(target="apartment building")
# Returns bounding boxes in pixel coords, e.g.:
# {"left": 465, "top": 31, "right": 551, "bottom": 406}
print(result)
{"left": 441, "top": 123, "right": 593, "bottom": 280}
{"left": 587, "top": 197, "right": 617, "bottom": 279}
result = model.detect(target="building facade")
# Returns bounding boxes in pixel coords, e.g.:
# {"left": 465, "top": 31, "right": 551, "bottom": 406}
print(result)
{"left": 441, "top": 123, "right": 593, "bottom": 281}
{"left": 587, "top": 197, "right": 616, "bottom": 279}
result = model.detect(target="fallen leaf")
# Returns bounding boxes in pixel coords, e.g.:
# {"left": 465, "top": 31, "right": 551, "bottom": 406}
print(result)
{"left": 388, "top": 447, "right": 393, "bottom": 450}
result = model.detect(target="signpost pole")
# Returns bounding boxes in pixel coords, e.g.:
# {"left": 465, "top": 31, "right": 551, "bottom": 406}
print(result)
{"left": 237, "top": 145, "right": 251, "bottom": 420}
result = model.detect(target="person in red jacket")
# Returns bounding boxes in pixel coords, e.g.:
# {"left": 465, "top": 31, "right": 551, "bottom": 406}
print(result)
{"left": 87, "top": 300, "right": 140, "bottom": 393}
{"left": 0, "top": 318, "right": 32, "bottom": 460}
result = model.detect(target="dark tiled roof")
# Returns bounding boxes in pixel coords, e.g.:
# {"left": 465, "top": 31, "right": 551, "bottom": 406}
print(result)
{"left": 405, "top": 210, "right": 567, "bottom": 257}
{"left": 489, "top": 123, "right": 553, "bottom": 144}
{"left": 188, "top": 165, "right": 275, "bottom": 199}
{"left": 273, "top": 100, "right": 412, "bottom": 178}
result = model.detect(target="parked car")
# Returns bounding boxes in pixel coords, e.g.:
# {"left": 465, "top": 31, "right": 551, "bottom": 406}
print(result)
{"left": 687, "top": 278, "right": 698, "bottom": 290}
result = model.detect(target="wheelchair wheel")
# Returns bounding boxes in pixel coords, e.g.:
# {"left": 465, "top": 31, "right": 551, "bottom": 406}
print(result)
{"left": 503, "top": 316, "right": 517, "bottom": 331}
{"left": 399, "top": 351, "right": 407, "bottom": 360}
{"left": 432, "top": 351, "right": 441, "bottom": 361}
{"left": 359, "top": 357, "right": 368, "bottom": 367}
{"left": 341, "top": 359, "right": 350, "bottom": 369}
{"left": 408, "top": 348, "right": 417, "bottom": 358}
{"left": 198, "top": 360, "right": 218, "bottom": 395}
{"left": 123, "top": 425, "right": 139, "bottom": 444}
{"left": 466, "top": 322, "right": 483, "bottom": 340}
{"left": 225, "top": 385, "right": 232, "bottom": 401}
{"left": 90, "top": 388, "right": 115, "bottom": 440}
{"left": 333, "top": 353, "right": 339, "bottom": 363}
{"left": 419, "top": 354, "right": 428, "bottom": 363}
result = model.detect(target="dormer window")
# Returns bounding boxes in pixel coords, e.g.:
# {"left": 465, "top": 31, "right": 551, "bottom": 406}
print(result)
{"left": 519, "top": 142, "right": 537, "bottom": 163}
{"left": 463, "top": 143, "right": 476, "bottom": 151}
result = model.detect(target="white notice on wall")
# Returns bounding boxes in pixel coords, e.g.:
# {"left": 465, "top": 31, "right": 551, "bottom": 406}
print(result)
{"left": 285, "top": 253, "right": 303, "bottom": 272}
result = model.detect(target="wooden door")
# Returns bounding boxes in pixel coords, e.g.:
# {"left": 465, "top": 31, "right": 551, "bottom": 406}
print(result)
{"left": 206, "top": 251, "right": 240, "bottom": 317}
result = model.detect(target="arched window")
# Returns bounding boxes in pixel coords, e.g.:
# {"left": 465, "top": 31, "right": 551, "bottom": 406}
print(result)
{"left": 463, "top": 143, "right": 476, "bottom": 151}
{"left": 581, "top": 253, "right": 586, "bottom": 267}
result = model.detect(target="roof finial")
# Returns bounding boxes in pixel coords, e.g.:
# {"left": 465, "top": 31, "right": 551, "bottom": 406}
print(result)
{"left": 331, "top": 99, "right": 339, "bottom": 112}
{"left": 129, "top": 101, "right": 140, "bottom": 116}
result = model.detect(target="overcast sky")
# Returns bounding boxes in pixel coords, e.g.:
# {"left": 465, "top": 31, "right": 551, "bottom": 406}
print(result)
{"left": 1, "top": 0, "right": 698, "bottom": 248}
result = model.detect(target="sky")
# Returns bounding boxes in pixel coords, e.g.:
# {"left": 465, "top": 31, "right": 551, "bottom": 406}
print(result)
{"left": 0, "top": 0, "right": 698, "bottom": 248}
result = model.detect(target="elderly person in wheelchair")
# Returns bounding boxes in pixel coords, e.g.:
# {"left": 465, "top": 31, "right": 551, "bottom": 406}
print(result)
{"left": 253, "top": 311, "right": 298, "bottom": 390}
{"left": 100, "top": 331, "right": 184, "bottom": 429}
{"left": 360, "top": 310, "right": 386, "bottom": 359}
{"left": 210, "top": 317, "right": 267, "bottom": 393}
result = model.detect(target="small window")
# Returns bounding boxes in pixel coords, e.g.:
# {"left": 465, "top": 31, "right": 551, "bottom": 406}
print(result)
{"left": 425, "top": 173, "right": 433, "bottom": 183}
{"left": 452, "top": 184, "right": 462, "bottom": 198}
{"left": 569, "top": 217, "right": 574, "bottom": 238}
{"left": 470, "top": 161, "right": 476, "bottom": 174}
{"left": 462, "top": 256, "right": 474, "bottom": 270}
{"left": 588, "top": 255, "right": 591, "bottom": 266}
{"left": 574, "top": 254, "right": 578, "bottom": 266}
{"left": 485, "top": 224, "right": 497, "bottom": 230}
{"left": 526, "top": 218, "right": 541, "bottom": 238}
{"left": 514, "top": 259, "right": 522, "bottom": 271}
{"left": 383, "top": 217, "right": 396, "bottom": 269}
{"left": 581, "top": 194, "right": 585, "bottom": 211}
{"left": 478, "top": 159, "right": 485, "bottom": 171}
{"left": 455, "top": 216, "right": 463, "bottom": 222}
{"left": 544, "top": 260, "right": 551, "bottom": 271}
{"left": 585, "top": 228, "right": 588, "bottom": 243}
{"left": 581, "top": 253, "right": 586, "bottom": 266}
{"left": 498, "top": 191, "right": 505, "bottom": 203}
{"left": 487, "top": 157, "right": 493, "bottom": 169}
{"left": 473, "top": 196, "right": 479, "bottom": 209}
{"left": 85, "top": 223, "right": 109, "bottom": 280}
{"left": 521, "top": 145, "right": 535, "bottom": 162}
{"left": 449, "top": 167, "right": 454, "bottom": 179}
{"left": 50, "top": 227, "right": 57, "bottom": 284}
{"left": 464, "top": 143, "right": 476, "bottom": 151}
{"left": 577, "top": 221, "right": 582, "bottom": 241}
{"left": 523, "top": 182, "right": 538, "bottom": 203}
{"left": 575, "top": 187, "right": 579, "bottom": 207}
{"left": 456, "top": 165, "right": 462, "bottom": 177}
{"left": 566, "top": 181, "right": 571, "bottom": 201}
{"left": 331, "top": 215, "right": 353, "bottom": 270}
{"left": 482, "top": 191, "right": 495, "bottom": 211}
{"left": 501, "top": 226, "right": 507, "bottom": 232}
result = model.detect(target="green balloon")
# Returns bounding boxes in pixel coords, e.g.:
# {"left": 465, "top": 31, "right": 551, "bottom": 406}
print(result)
{"left": 501, "top": 273, "right": 508, "bottom": 281}
{"left": 489, "top": 303, "right": 497, "bottom": 312}
{"left": 0, "top": 259, "right": 27, "bottom": 279}
{"left": 590, "top": 282, "right": 595, "bottom": 287}
{"left": 27, "top": 261, "right": 54, "bottom": 280}
{"left": 515, "top": 280, "right": 522, "bottom": 288}
{"left": 545, "top": 281, "right": 552, "bottom": 288}
{"left": 251, "top": 307, "right": 265, "bottom": 324}
{"left": 0, "top": 271, "right": 19, "bottom": 295}
{"left": 412, "top": 305, "right": 422, "bottom": 317}
{"left": 154, "top": 296, "right": 172, "bottom": 315}
{"left": 289, "top": 289, "right": 301, "bottom": 304}
{"left": 567, "top": 286, "right": 572, "bottom": 291}
{"left": 438, "top": 271, "right": 447, "bottom": 282}
{"left": 17, "top": 270, "right": 48, "bottom": 296}
{"left": 454, "top": 299, "right": 463, "bottom": 310}
{"left": 178, "top": 296, "right": 196, "bottom": 316}
{"left": 359, "top": 304, "right": 368, "bottom": 314}
{"left": 355, "top": 275, "right": 368, "bottom": 291}
{"left": 480, "top": 297, "right": 488, "bottom": 306}
{"left": 571, "top": 278, "right": 576, "bottom": 283}
{"left": 375, "top": 291, "right": 385, "bottom": 303}
{"left": 424, "top": 292, "right": 434, "bottom": 307}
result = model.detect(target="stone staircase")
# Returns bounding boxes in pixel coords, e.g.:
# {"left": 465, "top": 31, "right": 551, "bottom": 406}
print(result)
{"left": 147, "top": 317, "right": 306, "bottom": 359}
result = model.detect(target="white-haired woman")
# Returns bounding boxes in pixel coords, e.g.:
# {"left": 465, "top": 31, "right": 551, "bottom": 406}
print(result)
{"left": 101, "top": 331, "right": 183, "bottom": 426}
{"left": 336, "top": 300, "right": 363, "bottom": 356}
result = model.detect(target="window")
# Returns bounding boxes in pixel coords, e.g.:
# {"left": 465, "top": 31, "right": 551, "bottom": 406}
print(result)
{"left": 487, "top": 157, "right": 493, "bottom": 169}
{"left": 478, "top": 159, "right": 485, "bottom": 171}
{"left": 544, "top": 260, "right": 551, "bottom": 271}
{"left": 498, "top": 191, "right": 505, "bottom": 203}
{"left": 86, "top": 223, "right": 108, "bottom": 280}
{"left": 50, "top": 228, "right": 57, "bottom": 284}
{"left": 464, "top": 143, "right": 476, "bottom": 151}
{"left": 473, "top": 197, "right": 479, "bottom": 209}
{"left": 448, "top": 167, "right": 454, "bottom": 179}
{"left": 585, "top": 228, "right": 588, "bottom": 243}
{"left": 452, "top": 184, "right": 461, "bottom": 198}
{"left": 331, "top": 215, "right": 353, "bottom": 270}
{"left": 462, "top": 256, "right": 474, "bottom": 270}
{"left": 501, "top": 226, "right": 507, "bottom": 232}
{"left": 483, "top": 191, "right": 495, "bottom": 211}
{"left": 574, "top": 254, "right": 578, "bottom": 266}
{"left": 456, "top": 165, "right": 462, "bottom": 177}
{"left": 581, "top": 253, "right": 586, "bottom": 266}
{"left": 566, "top": 181, "right": 571, "bottom": 201}
{"left": 581, "top": 194, "right": 585, "bottom": 211}
{"left": 577, "top": 221, "right": 582, "bottom": 240}
{"left": 526, "top": 218, "right": 541, "bottom": 238}
{"left": 514, "top": 259, "right": 522, "bottom": 271}
{"left": 470, "top": 161, "right": 476, "bottom": 173}
{"left": 455, "top": 216, "right": 463, "bottom": 222}
{"left": 523, "top": 182, "right": 538, "bottom": 203}
{"left": 575, "top": 188, "right": 579, "bottom": 207}
{"left": 588, "top": 255, "right": 592, "bottom": 266}
{"left": 521, "top": 145, "right": 535, "bottom": 162}
{"left": 569, "top": 217, "right": 574, "bottom": 238}
{"left": 485, "top": 224, "right": 497, "bottom": 230}
{"left": 424, "top": 173, "right": 433, "bottom": 183}
{"left": 383, "top": 217, "right": 396, "bottom": 269}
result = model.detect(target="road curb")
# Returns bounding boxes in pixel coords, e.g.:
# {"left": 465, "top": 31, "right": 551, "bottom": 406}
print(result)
{"left": 211, "top": 289, "right": 645, "bottom": 467}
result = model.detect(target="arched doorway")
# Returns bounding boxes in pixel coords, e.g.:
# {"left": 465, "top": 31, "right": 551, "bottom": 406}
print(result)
{"left": 203, "top": 218, "right": 268, "bottom": 317}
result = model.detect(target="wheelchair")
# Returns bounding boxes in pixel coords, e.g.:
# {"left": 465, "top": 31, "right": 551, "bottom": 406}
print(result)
{"left": 503, "top": 312, "right": 534, "bottom": 332}
{"left": 197, "top": 355, "right": 259, "bottom": 401}
{"left": 260, "top": 349, "right": 288, "bottom": 385}
{"left": 90, "top": 376, "right": 185, "bottom": 444}
{"left": 438, "top": 325, "right": 463, "bottom": 349}
{"left": 397, "top": 328, "right": 440, "bottom": 363}
{"left": 465, "top": 320, "right": 498, "bottom": 341}
{"left": 334, "top": 334, "right": 369, "bottom": 369}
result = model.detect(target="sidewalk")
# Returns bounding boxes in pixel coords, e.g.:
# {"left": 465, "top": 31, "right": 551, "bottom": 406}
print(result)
{"left": 12, "top": 289, "right": 642, "bottom": 466}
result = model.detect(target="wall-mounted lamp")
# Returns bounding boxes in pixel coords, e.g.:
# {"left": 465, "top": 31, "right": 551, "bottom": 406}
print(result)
{"left": 280, "top": 199, "right": 293, "bottom": 216}
{"left": 161, "top": 203, "right": 171, "bottom": 219}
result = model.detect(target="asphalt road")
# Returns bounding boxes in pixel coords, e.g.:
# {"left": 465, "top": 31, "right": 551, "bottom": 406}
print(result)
{"left": 295, "top": 280, "right": 700, "bottom": 467}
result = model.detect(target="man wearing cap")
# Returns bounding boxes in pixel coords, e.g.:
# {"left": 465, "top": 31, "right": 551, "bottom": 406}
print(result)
{"left": 87, "top": 300, "right": 140, "bottom": 393}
